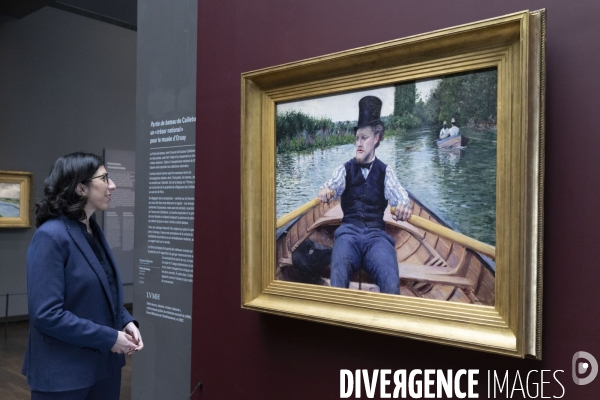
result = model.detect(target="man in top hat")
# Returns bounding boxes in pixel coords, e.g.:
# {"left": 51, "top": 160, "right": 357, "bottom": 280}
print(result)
{"left": 448, "top": 118, "right": 460, "bottom": 137}
{"left": 439, "top": 120, "right": 450, "bottom": 139}
{"left": 317, "top": 96, "right": 411, "bottom": 294}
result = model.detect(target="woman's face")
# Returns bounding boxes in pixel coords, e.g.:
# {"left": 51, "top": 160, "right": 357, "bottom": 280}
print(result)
{"left": 83, "top": 166, "right": 116, "bottom": 214}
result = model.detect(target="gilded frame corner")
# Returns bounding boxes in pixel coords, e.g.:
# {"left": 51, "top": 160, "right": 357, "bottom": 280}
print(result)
{"left": 241, "top": 10, "right": 545, "bottom": 358}
{"left": 0, "top": 170, "right": 33, "bottom": 228}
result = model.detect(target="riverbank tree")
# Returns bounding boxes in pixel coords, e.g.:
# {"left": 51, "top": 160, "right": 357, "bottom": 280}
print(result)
{"left": 388, "top": 81, "right": 433, "bottom": 133}
{"left": 389, "top": 69, "right": 498, "bottom": 131}
{"left": 276, "top": 110, "right": 354, "bottom": 153}
{"left": 424, "top": 69, "right": 497, "bottom": 128}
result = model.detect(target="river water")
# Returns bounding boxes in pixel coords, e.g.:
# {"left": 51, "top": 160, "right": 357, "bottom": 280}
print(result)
{"left": 276, "top": 127, "right": 497, "bottom": 245}
{"left": 0, "top": 200, "right": 20, "bottom": 218}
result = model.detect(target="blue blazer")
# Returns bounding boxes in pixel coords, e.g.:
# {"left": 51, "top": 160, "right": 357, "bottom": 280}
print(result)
{"left": 22, "top": 215, "right": 135, "bottom": 392}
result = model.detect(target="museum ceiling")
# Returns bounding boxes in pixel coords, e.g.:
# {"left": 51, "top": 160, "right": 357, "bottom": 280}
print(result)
{"left": 0, "top": 0, "right": 136, "bottom": 29}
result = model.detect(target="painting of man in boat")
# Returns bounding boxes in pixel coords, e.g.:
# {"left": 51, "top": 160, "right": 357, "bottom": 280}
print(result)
{"left": 275, "top": 69, "right": 498, "bottom": 306}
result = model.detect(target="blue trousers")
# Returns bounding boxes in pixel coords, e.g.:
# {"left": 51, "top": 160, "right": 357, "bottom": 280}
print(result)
{"left": 31, "top": 371, "right": 121, "bottom": 400}
{"left": 330, "top": 224, "right": 400, "bottom": 294}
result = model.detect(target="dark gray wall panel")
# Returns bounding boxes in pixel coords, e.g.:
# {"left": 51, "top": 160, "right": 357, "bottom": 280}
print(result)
{"left": 133, "top": 0, "right": 196, "bottom": 398}
{"left": 0, "top": 7, "right": 135, "bottom": 317}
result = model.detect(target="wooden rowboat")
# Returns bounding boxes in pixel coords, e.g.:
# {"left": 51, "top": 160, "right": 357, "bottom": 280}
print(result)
{"left": 436, "top": 135, "right": 469, "bottom": 148}
{"left": 276, "top": 194, "right": 495, "bottom": 305}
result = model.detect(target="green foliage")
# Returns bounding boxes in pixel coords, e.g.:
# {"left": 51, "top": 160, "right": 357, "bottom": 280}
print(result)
{"left": 386, "top": 114, "right": 421, "bottom": 133}
{"left": 429, "top": 69, "right": 497, "bottom": 127}
{"left": 276, "top": 110, "right": 353, "bottom": 153}
{"left": 276, "top": 69, "right": 497, "bottom": 154}
{"left": 0, "top": 197, "right": 19, "bottom": 205}
{"left": 389, "top": 69, "right": 498, "bottom": 130}
{"left": 390, "top": 81, "right": 431, "bottom": 132}
{"left": 413, "top": 98, "right": 437, "bottom": 125}
{"left": 277, "top": 134, "right": 355, "bottom": 153}
{"left": 393, "top": 81, "right": 416, "bottom": 117}
{"left": 389, "top": 81, "right": 431, "bottom": 132}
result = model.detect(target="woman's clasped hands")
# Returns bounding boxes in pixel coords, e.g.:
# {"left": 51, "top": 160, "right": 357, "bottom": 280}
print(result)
{"left": 111, "top": 322, "right": 144, "bottom": 356}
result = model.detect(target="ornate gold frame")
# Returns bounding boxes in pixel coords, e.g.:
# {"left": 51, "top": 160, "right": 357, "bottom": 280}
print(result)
{"left": 241, "top": 10, "right": 545, "bottom": 358}
{"left": 0, "top": 170, "right": 33, "bottom": 228}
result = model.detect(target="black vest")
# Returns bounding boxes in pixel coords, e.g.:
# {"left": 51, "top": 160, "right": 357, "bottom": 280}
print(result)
{"left": 341, "top": 158, "right": 388, "bottom": 230}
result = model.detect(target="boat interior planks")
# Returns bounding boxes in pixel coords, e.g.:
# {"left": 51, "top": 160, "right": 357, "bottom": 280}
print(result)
{"left": 275, "top": 195, "right": 495, "bottom": 306}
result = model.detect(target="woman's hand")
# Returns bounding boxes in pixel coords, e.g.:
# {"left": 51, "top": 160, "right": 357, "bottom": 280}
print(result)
{"left": 111, "top": 331, "right": 138, "bottom": 355}
{"left": 123, "top": 322, "right": 144, "bottom": 354}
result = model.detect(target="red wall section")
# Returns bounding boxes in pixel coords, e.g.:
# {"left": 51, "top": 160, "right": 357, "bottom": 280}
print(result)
{"left": 193, "top": 1, "right": 600, "bottom": 398}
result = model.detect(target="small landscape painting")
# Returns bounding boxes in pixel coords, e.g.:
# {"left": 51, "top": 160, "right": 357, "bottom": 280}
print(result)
{"left": 0, "top": 182, "right": 21, "bottom": 218}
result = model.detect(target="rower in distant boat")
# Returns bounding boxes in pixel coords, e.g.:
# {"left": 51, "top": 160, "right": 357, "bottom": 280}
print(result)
{"left": 436, "top": 118, "right": 467, "bottom": 148}
{"left": 449, "top": 118, "right": 460, "bottom": 137}
{"left": 439, "top": 120, "right": 450, "bottom": 139}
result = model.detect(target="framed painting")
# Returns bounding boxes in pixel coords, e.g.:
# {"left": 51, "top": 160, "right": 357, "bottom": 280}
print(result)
{"left": 0, "top": 171, "right": 33, "bottom": 228}
{"left": 241, "top": 10, "right": 545, "bottom": 358}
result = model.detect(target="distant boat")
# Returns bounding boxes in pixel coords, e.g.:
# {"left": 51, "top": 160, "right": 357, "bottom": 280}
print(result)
{"left": 275, "top": 193, "right": 495, "bottom": 305}
{"left": 437, "top": 135, "right": 468, "bottom": 148}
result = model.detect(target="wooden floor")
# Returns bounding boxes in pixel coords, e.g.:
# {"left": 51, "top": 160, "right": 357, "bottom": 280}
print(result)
{"left": 0, "top": 321, "right": 132, "bottom": 399}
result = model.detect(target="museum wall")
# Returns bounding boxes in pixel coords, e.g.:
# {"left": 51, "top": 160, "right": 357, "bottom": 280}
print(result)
{"left": 0, "top": 7, "right": 136, "bottom": 318}
{"left": 192, "top": 0, "right": 600, "bottom": 398}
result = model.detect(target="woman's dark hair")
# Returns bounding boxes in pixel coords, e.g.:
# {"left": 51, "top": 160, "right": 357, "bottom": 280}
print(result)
{"left": 35, "top": 152, "right": 103, "bottom": 227}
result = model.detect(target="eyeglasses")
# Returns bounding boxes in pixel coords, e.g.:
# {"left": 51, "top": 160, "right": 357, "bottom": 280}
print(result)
{"left": 87, "top": 172, "right": 110, "bottom": 184}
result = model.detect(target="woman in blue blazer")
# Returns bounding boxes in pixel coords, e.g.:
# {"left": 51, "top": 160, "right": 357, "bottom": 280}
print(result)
{"left": 22, "top": 152, "right": 143, "bottom": 399}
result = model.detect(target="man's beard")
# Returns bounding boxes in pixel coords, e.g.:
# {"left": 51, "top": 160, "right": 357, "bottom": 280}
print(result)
{"left": 354, "top": 152, "right": 370, "bottom": 164}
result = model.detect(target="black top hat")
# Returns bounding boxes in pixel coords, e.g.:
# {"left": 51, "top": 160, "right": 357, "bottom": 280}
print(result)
{"left": 354, "top": 96, "right": 383, "bottom": 131}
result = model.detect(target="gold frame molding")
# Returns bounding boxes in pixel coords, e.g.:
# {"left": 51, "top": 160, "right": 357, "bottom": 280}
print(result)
{"left": 241, "top": 10, "right": 545, "bottom": 358}
{"left": 0, "top": 170, "right": 33, "bottom": 228}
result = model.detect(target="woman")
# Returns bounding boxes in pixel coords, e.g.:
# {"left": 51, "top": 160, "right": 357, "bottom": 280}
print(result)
{"left": 22, "top": 152, "right": 143, "bottom": 399}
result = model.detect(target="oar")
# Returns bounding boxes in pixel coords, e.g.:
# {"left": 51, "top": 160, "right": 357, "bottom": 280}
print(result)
{"left": 276, "top": 198, "right": 321, "bottom": 229}
{"left": 276, "top": 196, "right": 495, "bottom": 259}
{"left": 391, "top": 206, "right": 495, "bottom": 259}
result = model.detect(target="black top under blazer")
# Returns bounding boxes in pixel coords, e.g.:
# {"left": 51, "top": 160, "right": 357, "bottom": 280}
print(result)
{"left": 22, "top": 215, "right": 135, "bottom": 392}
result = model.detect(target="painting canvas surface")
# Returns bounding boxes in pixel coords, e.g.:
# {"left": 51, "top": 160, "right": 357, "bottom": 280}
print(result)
{"left": 275, "top": 69, "right": 497, "bottom": 305}
{"left": 0, "top": 182, "right": 21, "bottom": 218}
